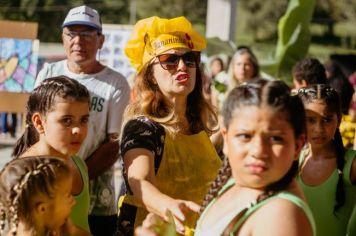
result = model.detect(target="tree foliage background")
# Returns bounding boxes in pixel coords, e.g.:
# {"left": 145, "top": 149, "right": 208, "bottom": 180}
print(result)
{"left": 0, "top": 0, "right": 355, "bottom": 47}
{"left": 0, "top": 0, "right": 206, "bottom": 42}
{"left": 0, "top": 0, "right": 130, "bottom": 41}
{"left": 238, "top": 0, "right": 356, "bottom": 42}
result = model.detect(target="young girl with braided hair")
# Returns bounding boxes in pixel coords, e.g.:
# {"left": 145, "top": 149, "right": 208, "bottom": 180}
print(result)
{"left": 297, "top": 84, "right": 356, "bottom": 236}
{"left": 193, "top": 79, "right": 315, "bottom": 235}
{"left": 0, "top": 156, "right": 90, "bottom": 236}
{"left": 12, "top": 76, "right": 91, "bottom": 232}
{"left": 135, "top": 79, "right": 315, "bottom": 236}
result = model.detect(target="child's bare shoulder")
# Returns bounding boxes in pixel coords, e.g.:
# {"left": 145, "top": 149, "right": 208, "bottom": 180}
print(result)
{"left": 245, "top": 198, "right": 313, "bottom": 236}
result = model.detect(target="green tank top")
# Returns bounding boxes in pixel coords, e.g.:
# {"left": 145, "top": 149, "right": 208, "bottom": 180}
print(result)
{"left": 297, "top": 149, "right": 356, "bottom": 236}
{"left": 229, "top": 192, "right": 316, "bottom": 235}
{"left": 71, "top": 155, "right": 90, "bottom": 232}
{"left": 215, "top": 179, "right": 316, "bottom": 236}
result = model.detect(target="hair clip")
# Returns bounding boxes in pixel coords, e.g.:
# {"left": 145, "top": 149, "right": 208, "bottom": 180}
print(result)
{"left": 297, "top": 85, "right": 336, "bottom": 98}
{"left": 291, "top": 88, "right": 299, "bottom": 96}
{"left": 297, "top": 87, "right": 308, "bottom": 95}
{"left": 239, "top": 81, "right": 261, "bottom": 89}
{"left": 36, "top": 163, "right": 45, "bottom": 169}
{"left": 324, "top": 87, "right": 335, "bottom": 96}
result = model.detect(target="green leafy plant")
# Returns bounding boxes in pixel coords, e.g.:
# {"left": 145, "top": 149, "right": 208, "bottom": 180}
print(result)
{"left": 260, "top": 0, "right": 316, "bottom": 84}
{"left": 274, "top": 0, "right": 316, "bottom": 83}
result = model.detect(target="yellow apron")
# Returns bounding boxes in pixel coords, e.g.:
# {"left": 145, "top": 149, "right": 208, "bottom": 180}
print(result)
{"left": 121, "top": 130, "right": 221, "bottom": 235}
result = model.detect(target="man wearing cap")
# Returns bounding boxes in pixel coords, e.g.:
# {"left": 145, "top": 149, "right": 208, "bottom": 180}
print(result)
{"left": 35, "top": 5, "right": 130, "bottom": 236}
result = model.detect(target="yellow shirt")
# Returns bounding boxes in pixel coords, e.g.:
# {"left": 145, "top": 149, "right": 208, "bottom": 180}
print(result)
{"left": 122, "top": 130, "right": 221, "bottom": 235}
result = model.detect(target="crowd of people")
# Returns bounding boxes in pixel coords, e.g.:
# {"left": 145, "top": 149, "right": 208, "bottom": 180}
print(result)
{"left": 0, "top": 4, "right": 355, "bottom": 236}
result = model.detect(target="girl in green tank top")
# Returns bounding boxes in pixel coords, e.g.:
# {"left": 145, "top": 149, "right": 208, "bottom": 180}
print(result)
{"left": 297, "top": 84, "right": 356, "bottom": 236}
{"left": 11, "top": 76, "right": 91, "bottom": 232}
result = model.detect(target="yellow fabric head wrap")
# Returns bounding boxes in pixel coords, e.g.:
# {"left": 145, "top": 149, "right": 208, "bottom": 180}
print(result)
{"left": 125, "top": 16, "right": 206, "bottom": 72}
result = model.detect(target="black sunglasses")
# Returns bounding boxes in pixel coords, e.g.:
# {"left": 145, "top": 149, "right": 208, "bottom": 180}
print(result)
{"left": 156, "top": 51, "right": 200, "bottom": 70}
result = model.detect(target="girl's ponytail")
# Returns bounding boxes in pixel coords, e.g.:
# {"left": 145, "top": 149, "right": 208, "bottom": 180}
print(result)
{"left": 12, "top": 112, "right": 38, "bottom": 158}
{"left": 200, "top": 157, "right": 231, "bottom": 214}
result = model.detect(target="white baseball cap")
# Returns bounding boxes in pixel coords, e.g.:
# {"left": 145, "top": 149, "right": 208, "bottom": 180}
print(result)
{"left": 62, "top": 5, "right": 102, "bottom": 32}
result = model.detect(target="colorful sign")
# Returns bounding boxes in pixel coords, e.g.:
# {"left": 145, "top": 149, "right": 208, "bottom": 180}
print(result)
{"left": 0, "top": 38, "right": 39, "bottom": 92}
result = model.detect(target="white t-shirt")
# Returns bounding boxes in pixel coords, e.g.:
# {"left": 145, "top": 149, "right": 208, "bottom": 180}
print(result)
{"left": 36, "top": 60, "right": 130, "bottom": 215}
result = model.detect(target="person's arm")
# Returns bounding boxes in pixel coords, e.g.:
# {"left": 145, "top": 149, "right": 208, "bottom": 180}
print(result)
{"left": 85, "top": 133, "right": 119, "bottom": 180}
{"left": 124, "top": 148, "right": 200, "bottom": 235}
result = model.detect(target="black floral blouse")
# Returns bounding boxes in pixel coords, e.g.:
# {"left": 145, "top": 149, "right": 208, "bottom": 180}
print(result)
{"left": 120, "top": 116, "right": 165, "bottom": 194}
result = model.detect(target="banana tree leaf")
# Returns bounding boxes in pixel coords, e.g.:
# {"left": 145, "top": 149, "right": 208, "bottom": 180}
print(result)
{"left": 260, "top": 59, "right": 279, "bottom": 79}
{"left": 274, "top": 0, "right": 316, "bottom": 83}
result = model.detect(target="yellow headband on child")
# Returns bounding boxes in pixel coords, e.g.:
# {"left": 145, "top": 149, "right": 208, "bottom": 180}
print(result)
{"left": 125, "top": 16, "right": 206, "bottom": 72}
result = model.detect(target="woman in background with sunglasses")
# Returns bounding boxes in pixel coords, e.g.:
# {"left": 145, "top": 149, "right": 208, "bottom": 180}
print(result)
{"left": 116, "top": 16, "right": 221, "bottom": 236}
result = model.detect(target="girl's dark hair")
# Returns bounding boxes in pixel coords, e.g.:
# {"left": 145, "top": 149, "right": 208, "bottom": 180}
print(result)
{"left": 325, "top": 61, "right": 354, "bottom": 115}
{"left": 0, "top": 156, "right": 70, "bottom": 235}
{"left": 200, "top": 79, "right": 306, "bottom": 213}
{"left": 298, "top": 84, "right": 345, "bottom": 213}
{"left": 12, "top": 76, "right": 90, "bottom": 158}
{"left": 292, "top": 57, "right": 327, "bottom": 85}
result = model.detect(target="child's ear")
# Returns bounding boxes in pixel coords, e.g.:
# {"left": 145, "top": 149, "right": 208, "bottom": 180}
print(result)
{"left": 300, "top": 80, "right": 308, "bottom": 88}
{"left": 294, "top": 134, "right": 306, "bottom": 160}
{"left": 35, "top": 202, "right": 48, "bottom": 215}
{"left": 221, "top": 127, "right": 228, "bottom": 156}
{"left": 98, "top": 34, "right": 105, "bottom": 49}
{"left": 32, "top": 112, "right": 44, "bottom": 134}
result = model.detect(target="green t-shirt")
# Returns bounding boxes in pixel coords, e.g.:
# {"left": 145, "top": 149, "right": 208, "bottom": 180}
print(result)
{"left": 196, "top": 178, "right": 316, "bottom": 236}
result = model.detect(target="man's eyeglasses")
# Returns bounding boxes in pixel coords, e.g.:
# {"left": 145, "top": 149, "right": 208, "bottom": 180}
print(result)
{"left": 63, "top": 30, "right": 100, "bottom": 40}
{"left": 155, "top": 51, "right": 200, "bottom": 70}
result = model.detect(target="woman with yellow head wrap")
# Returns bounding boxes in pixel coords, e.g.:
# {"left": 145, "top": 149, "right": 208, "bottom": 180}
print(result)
{"left": 117, "top": 16, "right": 221, "bottom": 236}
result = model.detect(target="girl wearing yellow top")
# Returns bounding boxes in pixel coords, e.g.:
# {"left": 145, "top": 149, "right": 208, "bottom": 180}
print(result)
{"left": 117, "top": 16, "right": 221, "bottom": 236}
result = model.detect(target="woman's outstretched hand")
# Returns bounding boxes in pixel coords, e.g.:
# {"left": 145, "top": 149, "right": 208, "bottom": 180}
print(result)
{"left": 163, "top": 199, "right": 200, "bottom": 235}
{"left": 135, "top": 199, "right": 200, "bottom": 236}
